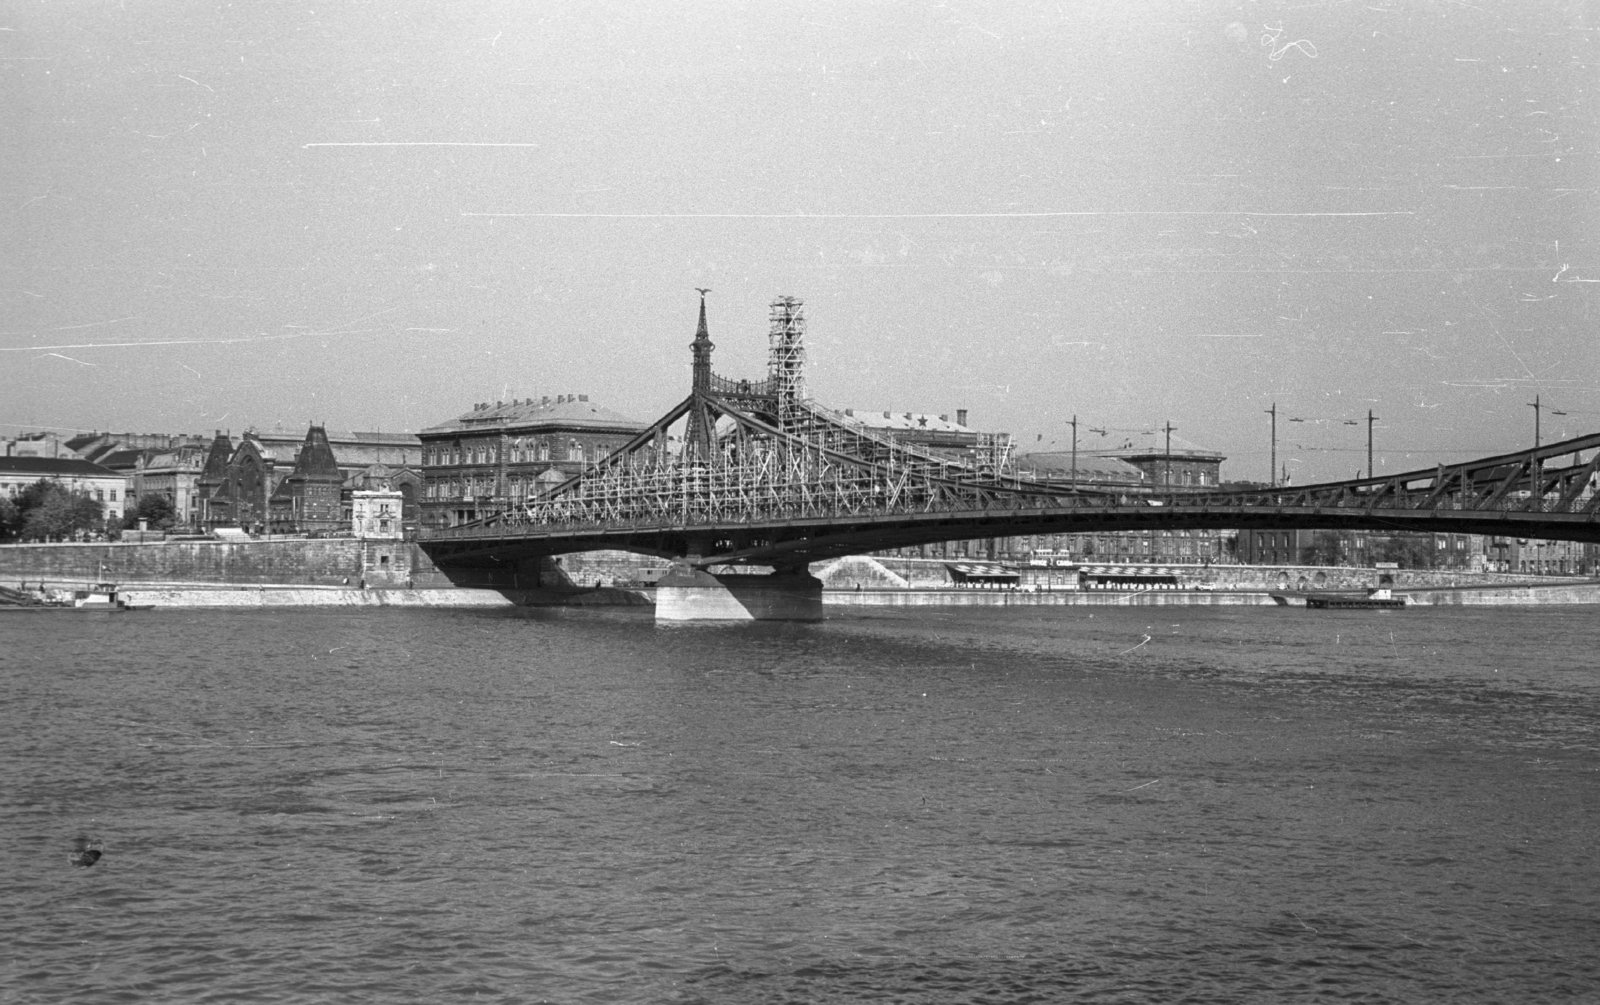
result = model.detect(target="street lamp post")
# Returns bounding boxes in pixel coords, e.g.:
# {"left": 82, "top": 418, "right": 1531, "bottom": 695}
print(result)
{"left": 1527, "top": 395, "right": 1551, "bottom": 513}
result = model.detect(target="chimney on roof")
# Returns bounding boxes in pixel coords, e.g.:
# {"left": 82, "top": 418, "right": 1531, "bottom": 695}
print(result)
{"left": 956, "top": 409, "right": 968, "bottom": 426}
{"left": 542, "top": 396, "right": 550, "bottom": 405}
{"left": 883, "top": 411, "right": 891, "bottom": 419}
{"left": 939, "top": 414, "right": 948, "bottom": 421}
{"left": 579, "top": 394, "right": 588, "bottom": 402}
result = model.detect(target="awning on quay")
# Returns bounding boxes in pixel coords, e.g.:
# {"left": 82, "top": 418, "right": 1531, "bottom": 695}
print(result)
{"left": 945, "top": 562, "right": 1021, "bottom": 585}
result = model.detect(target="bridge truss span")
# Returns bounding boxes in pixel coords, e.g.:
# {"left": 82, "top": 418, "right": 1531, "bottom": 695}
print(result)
{"left": 418, "top": 295, "right": 1600, "bottom": 571}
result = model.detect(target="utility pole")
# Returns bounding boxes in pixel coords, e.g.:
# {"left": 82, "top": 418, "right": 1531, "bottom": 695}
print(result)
{"left": 1366, "top": 409, "right": 1378, "bottom": 480}
{"left": 1264, "top": 402, "right": 1277, "bottom": 488}
{"left": 1528, "top": 395, "right": 1545, "bottom": 513}
{"left": 1163, "top": 420, "right": 1177, "bottom": 488}
{"left": 1069, "top": 414, "right": 1078, "bottom": 488}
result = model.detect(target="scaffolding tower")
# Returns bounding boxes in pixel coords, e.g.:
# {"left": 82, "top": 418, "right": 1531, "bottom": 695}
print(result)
{"left": 767, "top": 296, "right": 806, "bottom": 430}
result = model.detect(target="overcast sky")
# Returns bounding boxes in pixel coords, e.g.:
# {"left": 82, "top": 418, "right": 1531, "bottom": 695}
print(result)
{"left": 3, "top": 1, "right": 1594, "bottom": 483}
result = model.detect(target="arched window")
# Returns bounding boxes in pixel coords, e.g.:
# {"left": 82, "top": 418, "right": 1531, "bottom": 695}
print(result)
{"left": 538, "top": 441, "right": 550, "bottom": 461}
{"left": 567, "top": 439, "right": 582, "bottom": 462}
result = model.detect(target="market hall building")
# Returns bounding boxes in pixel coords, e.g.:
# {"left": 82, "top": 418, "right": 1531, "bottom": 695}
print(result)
{"left": 197, "top": 425, "right": 423, "bottom": 535}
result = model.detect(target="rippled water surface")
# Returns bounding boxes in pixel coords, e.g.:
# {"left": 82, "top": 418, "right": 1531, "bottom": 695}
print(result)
{"left": 4, "top": 603, "right": 1598, "bottom": 1003}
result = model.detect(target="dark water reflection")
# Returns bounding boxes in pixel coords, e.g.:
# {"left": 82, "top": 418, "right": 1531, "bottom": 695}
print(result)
{"left": 3, "top": 604, "right": 1597, "bottom": 1002}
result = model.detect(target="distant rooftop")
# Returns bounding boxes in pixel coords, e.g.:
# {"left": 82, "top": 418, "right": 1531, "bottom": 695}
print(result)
{"left": 0, "top": 456, "right": 123, "bottom": 478}
{"left": 245, "top": 428, "right": 421, "bottom": 446}
{"left": 1012, "top": 450, "right": 1146, "bottom": 483}
{"left": 1031, "top": 430, "right": 1223, "bottom": 461}
{"left": 421, "top": 395, "right": 644, "bottom": 436}
{"left": 838, "top": 409, "right": 973, "bottom": 434}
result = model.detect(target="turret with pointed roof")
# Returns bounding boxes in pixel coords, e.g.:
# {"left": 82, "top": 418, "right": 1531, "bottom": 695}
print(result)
{"left": 269, "top": 424, "right": 346, "bottom": 532}
{"left": 197, "top": 430, "right": 235, "bottom": 527}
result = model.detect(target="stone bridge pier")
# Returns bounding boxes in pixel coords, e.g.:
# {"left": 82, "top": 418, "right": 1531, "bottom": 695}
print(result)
{"left": 654, "top": 562, "right": 824, "bottom": 621}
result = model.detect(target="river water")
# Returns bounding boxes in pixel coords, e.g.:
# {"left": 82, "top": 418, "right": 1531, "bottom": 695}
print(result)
{"left": 3, "top": 603, "right": 1598, "bottom": 1003}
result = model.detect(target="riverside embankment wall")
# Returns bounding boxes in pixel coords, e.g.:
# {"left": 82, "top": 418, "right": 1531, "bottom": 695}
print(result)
{"left": 112, "top": 586, "right": 515, "bottom": 608}
{"left": 0, "top": 539, "right": 431, "bottom": 588}
{"left": 5, "top": 541, "right": 1591, "bottom": 608}
{"left": 819, "top": 555, "right": 1568, "bottom": 592}
{"left": 0, "top": 539, "right": 656, "bottom": 592}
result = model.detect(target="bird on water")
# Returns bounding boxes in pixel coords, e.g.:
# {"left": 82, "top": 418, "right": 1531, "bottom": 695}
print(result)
{"left": 69, "top": 836, "right": 102, "bottom": 867}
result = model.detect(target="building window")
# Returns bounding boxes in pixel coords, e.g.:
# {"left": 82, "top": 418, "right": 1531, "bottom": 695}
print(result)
{"left": 109, "top": 489, "right": 118, "bottom": 501}
{"left": 539, "top": 441, "right": 550, "bottom": 461}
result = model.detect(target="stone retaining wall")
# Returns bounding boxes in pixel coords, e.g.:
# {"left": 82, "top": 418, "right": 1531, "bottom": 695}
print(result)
{"left": 116, "top": 587, "right": 513, "bottom": 607}
{"left": 3, "top": 541, "right": 1581, "bottom": 598}
{"left": 0, "top": 539, "right": 423, "bottom": 587}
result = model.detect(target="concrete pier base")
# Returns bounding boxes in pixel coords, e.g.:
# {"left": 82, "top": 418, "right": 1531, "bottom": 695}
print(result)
{"left": 654, "top": 564, "right": 825, "bottom": 621}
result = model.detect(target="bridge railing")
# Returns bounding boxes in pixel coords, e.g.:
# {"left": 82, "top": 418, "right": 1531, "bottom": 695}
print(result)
{"left": 709, "top": 373, "right": 776, "bottom": 398}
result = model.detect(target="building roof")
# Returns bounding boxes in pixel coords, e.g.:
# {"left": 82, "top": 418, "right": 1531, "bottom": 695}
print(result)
{"left": 137, "top": 445, "right": 207, "bottom": 470}
{"left": 287, "top": 425, "right": 343, "bottom": 480}
{"left": 1012, "top": 450, "right": 1146, "bottom": 483}
{"left": 1029, "top": 430, "right": 1224, "bottom": 462}
{"left": 200, "top": 433, "right": 235, "bottom": 480}
{"left": 244, "top": 428, "right": 420, "bottom": 449}
{"left": 839, "top": 409, "right": 973, "bottom": 435}
{"left": 65, "top": 432, "right": 208, "bottom": 457}
{"left": 90, "top": 448, "right": 148, "bottom": 471}
{"left": 421, "top": 395, "right": 645, "bottom": 437}
{"left": 0, "top": 456, "right": 124, "bottom": 479}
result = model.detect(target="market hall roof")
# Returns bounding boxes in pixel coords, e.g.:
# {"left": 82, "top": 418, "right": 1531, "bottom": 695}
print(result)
{"left": 420, "top": 395, "right": 645, "bottom": 436}
{"left": 240, "top": 428, "right": 421, "bottom": 467}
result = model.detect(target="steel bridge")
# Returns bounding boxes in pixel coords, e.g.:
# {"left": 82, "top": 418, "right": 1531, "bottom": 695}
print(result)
{"left": 420, "top": 296, "right": 1600, "bottom": 575}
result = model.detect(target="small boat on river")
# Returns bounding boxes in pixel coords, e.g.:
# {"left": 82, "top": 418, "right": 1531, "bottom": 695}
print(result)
{"left": 1303, "top": 587, "right": 1407, "bottom": 610}
{"left": 73, "top": 583, "right": 128, "bottom": 609}
{"left": 0, "top": 583, "right": 140, "bottom": 611}
{"left": 1271, "top": 575, "right": 1407, "bottom": 610}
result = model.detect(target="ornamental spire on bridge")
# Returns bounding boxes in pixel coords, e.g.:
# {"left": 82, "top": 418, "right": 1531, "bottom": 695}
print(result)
{"left": 685, "top": 288, "right": 717, "bottom": 459}
{"left": 691, "top": 287, "right": 714, "bottom": 394}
